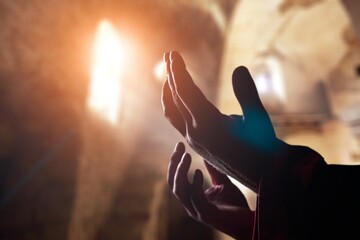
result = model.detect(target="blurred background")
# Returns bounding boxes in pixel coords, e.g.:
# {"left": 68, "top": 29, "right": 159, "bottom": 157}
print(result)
{"left": 0, "top": 0, "right": 359, "bottom": 239}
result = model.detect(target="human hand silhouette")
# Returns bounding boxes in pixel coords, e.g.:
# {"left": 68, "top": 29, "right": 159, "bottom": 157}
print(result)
{"left": 168, "top": 142, "right": 254, "bottom": 240}
{"left": 162, "top": 51, "right": 289, "bottom": 191}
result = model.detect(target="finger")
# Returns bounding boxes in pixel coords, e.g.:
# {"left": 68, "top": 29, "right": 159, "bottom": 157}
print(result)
{"left": 161, "top": 80, "right": 186, "bottom": 136}
{"left": 204, "top": 161, "right": 231, "bottom": 185}
{"left": 173, "top": 152, "right": 192, "bottom": 207}
{"left": 163, "top": 52, "right": 175, "bottom": 91}
{"left": 167, "top": 142, "right": 186, "bottom": 189}
{"left": 164, "top": 52, "right": 193, "bottom": 128}
{"left": 232, "top": 66, "right": 273, "bottom": 128}
{"left": 191, "top": 169, "right": 220, "bottom": 223}
{"left": 164, "top": 52, "right": 183, "bottom": 102}
{"left": 191, "top": 171, "right": 254, "bottom": 239}
{"left": 170, "top": 51, "right": 220, "bottom": 124}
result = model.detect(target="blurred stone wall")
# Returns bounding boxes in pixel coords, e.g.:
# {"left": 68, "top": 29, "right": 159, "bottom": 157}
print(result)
{"left": 0, "top": 1, "right": 98, "bottom": 239}
{"left": 0, "top": 0, "right": 225, "bottom": 240}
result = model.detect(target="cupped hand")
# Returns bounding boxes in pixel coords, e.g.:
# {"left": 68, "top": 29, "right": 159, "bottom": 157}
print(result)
{"left": 162, "top": 51, "right": 285, "bottom": 191}
{"left": 168, "top": 142, "right": 254, "bottom": 240}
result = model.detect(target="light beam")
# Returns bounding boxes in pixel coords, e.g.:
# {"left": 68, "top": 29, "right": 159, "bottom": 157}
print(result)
{"left": 87, "top": 19, "right": 125, "bottom": 124}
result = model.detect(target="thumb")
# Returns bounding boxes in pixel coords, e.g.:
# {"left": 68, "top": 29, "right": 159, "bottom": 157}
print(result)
{"left": 191, "top": 169, "right": 220, "bottom": 222}
{"left": 232, "top": 66, "right": 275, "bottom": 136}
{"left": 232, "top": 66, "right": 269, "bottom": 122}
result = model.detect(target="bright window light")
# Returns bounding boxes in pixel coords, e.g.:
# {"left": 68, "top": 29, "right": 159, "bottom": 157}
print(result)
{"left": 87, "top": 19, "right": 127, "bottom": 125}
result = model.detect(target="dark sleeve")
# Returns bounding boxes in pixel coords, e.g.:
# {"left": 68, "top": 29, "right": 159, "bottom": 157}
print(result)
{"left": 302, "top": 164, "right": 360, "bottom": 239}
{"left": 253, "top": 146, "right": 360, "bottom": 240}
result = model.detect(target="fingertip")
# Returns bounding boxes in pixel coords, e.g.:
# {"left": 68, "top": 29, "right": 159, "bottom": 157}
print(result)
{"left": 163, "top": 52, "right": 170, "bottom": 63}
{"left": 178, "top": 153, "right": 191, "bottom": 172}
{"left": 176, "top": 152, "right": 191, "bottom": 169}
{"left": 193, "top": 169, "right": 203, "bottom": 186}
{"left": 232, "top": 65, "right": 261, "bottom": 106}
{"left": 194, "top": 169, "right": 203, "bottom": 179}
{"left": 174, "top": 142, "right": 185, "bottom": 152}
{"left": 169, "top": 51, "right": 179, "bottom": 62}
{"left": 233, "top": 65, "right": 250, "bottom": 75}
{"left": 232, "top": 66, "right": 252, "bottom": 87}
{"left": 182, "top": 152, "right": 191, "bottom": 162}
{"left": 170, "top": 51, "right": 186, "bottom": 69}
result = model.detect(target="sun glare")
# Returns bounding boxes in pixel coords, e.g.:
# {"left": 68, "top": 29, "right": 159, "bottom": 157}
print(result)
{"left": 154, "top": 60, "right": 166, "bottom": 82}
{"left": 87, "top": 20, "right": 125, "bottom": 125}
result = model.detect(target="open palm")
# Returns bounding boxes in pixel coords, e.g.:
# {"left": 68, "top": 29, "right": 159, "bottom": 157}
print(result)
{"left": 162, "top": 51, "right": 283, "bottom": 191}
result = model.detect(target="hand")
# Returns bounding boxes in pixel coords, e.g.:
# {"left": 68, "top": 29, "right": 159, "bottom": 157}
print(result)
{"left": 161, "top": 51, "right": 285, "bottom": 191}
{"left": 168, "top": 142, "right": 254, "bottom": 240}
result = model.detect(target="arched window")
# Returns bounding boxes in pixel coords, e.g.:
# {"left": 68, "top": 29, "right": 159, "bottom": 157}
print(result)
{"left": 253, "top": 56, "right": 286, "bottom": 113}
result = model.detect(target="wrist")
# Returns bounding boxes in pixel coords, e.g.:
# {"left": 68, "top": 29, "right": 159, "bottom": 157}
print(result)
{"left": 271, "top": 139, "right": 325, "bottom": 189}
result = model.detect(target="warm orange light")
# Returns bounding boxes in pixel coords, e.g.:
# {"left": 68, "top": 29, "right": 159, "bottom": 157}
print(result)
{"left": 153, "top": 60, "right": 166, "bottom": 82}
{"left": 87, "top": 19, "right": 125, "bottom": 124}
